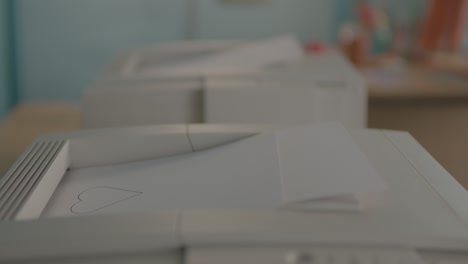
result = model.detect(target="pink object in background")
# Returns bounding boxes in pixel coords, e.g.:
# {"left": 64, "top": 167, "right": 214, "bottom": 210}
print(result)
{"left": 304, "top": 41, "right": 327, "bottom": 54}
{"left": 357, "top": 0, "right": 374, "bottom": 29}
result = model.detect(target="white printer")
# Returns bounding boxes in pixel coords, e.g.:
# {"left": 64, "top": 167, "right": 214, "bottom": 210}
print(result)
{"left": 82, "top": 36, "right": 367, "bottom": 129}
{"left": 1, "top": 123, "right": 468, "bottom": 263}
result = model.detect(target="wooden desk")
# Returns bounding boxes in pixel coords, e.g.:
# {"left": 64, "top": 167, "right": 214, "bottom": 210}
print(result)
{"left": 367, "top": 67, "right": 468, "bottom": 99}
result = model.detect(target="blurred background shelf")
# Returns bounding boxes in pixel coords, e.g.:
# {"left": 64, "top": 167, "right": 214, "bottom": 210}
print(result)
{"left": 367, "top": 66, "right": 468, "bottom": 99}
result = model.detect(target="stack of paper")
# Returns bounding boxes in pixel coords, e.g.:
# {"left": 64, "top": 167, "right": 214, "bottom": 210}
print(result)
{"left": 139, "top": 35, "right": 305, "bottom": 75}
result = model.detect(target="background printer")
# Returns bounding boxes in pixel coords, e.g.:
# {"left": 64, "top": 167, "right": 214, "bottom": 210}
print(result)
{"left": 82, "top": 36, "right": 366, "bottom": 129}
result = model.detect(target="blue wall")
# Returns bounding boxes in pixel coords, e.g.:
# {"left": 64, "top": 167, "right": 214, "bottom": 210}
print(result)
{"left": 0, "top": 0, "right": 433, "bottom": 109}
{"left": 0, "top": 0, "right": 9, "bottom": 118}
{"left": 15, "top": 0, "right": 340, "bottom": 102}
{"left": 3, "top": 0, "right": 431, "bottom": 107}
{"left": 17, "top": 0, "right": 188, "bottom": 101}
{"left": 197, "top": 0, "right": 334, "bottom": 41}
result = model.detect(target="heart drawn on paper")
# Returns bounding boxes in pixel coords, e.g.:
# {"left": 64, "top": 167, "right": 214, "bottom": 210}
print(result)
{"left": 70, "top": 187, "right": 142, "bottom": 214}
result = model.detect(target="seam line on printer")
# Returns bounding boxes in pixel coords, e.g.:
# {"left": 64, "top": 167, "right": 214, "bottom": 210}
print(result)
{"left": 274, "top": 133, "right": 287, "bottom": 203}
{"left": 186, "top": 124, "right": 195, "bottom": 152}
{"left": 200, "top": 76, "right": 207, "bottom": 124}
{"left": 382, "top": 130, "right": 464, "bottom": 223}
{"left": 175, "top": 211, "right": 184, "bottom": 246}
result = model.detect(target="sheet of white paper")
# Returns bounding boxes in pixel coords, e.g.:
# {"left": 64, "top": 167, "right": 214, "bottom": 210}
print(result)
{"left": 42, "top": 133, "right": 283, "bottom": 218}
{"left": 140, "top": 35, "right": 304, "bottom": 75}
{"left": 277, "top": 123, "right": 386, "bottom": 204}
{"left": 42, "top": 123, "right": 385, "bottom": 218}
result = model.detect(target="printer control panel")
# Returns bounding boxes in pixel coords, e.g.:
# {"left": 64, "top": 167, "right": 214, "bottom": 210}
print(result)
{"left": 282, "top": 248, "right": 423, "bottom": 264}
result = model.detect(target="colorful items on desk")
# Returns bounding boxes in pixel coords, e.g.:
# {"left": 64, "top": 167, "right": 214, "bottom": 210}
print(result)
{"left": 337, "top": 0, "right": 393, "bottom": 65}
{"left": 356, "top": 0, "right": 392, "bottom": 54}
{"left": 337, "top": 23, "right": 368, "bottom": 65}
